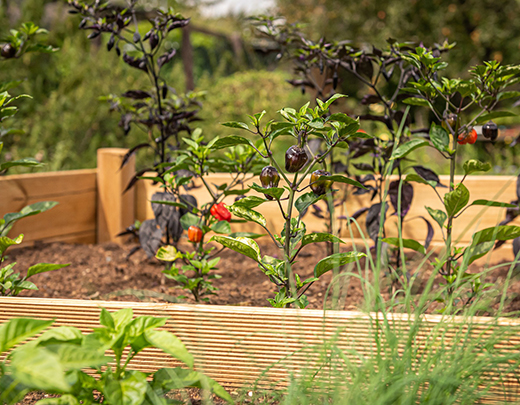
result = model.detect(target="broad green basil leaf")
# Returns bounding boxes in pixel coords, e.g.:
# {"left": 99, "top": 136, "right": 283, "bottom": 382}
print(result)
{"left": 0, "top": 318, "right": 53, "bottom": 353}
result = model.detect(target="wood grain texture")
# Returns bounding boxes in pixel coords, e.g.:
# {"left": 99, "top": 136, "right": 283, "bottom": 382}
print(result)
{"left": 0, "top": 297, "right": 519, "bottom": 402}
{"left": 136, "top": 173, "right": 520, "bottom": 245}
{"left": 0, "top": 169, "right": 97, "bottom": 244}
{"left": 96, "top": 148, "right": 135, "bottom": 244}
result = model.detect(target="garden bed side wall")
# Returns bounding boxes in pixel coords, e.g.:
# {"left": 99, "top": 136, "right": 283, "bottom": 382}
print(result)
{"left": 1, "top": 296, "right": 519, "bottom": 403}
{"left": 2, "top": 147, "right": 520, "bottom": 254}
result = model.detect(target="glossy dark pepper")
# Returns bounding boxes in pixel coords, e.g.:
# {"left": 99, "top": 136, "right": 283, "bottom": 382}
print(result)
{"left": 285, "top": 145, "right": 308, "bottom": 173}
{"left": 260, "top": 166, "right": 280, "bottom": 200}
{"left": 310, "top": 170, "right": 332, "bottom": 196}
{"left": 1, "top": 44, "right": 16, "bottom": 59}
{"left": 482, "top": 121, "right": 498, "bottom": 141}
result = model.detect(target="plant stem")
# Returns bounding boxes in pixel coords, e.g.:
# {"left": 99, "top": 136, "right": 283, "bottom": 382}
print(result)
{"left": 445, "top": 152, "right": 457, "bottom": 278}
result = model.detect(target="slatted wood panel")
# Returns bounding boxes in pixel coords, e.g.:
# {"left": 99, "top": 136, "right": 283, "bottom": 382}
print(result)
{"left": 0, "top": 169, "right": 98, "bottom": 244}
{"left": 137, "top": 173, "right": 520, "bottom": 245}
{"left": 1, "top": 297, "right": 520, "bottom": 402}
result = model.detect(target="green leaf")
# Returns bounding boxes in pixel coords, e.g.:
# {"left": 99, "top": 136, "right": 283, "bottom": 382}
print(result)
{"left": 470, "top": 199, "right": 517, "bottom": 208}
{"left": 211, "top": 135, "right": 253, "bottom": 150}
{"left": 405, "top": 173, "right": 437, "bottom": 189}
{"left": 319, "top": 175, "right": 367, "bottom": 189}
{"left": 35, "top": 326, "right": 84, "bottom": 346}
{"left": 250, "top": 183, "right": 285, "bottom": 200}
{"left": 156, "top": 246, "right": 182, "bottom": 262}
{"left": 390, "top": 139, "right": 429, "bottom": 160}
{"left": 209, "top": 235, "right": 261, "bottom": 262}
{"left": 36, "top": 395, "right": 80, "bottom": 405}
{"left": 211, "top": 220, "right": 231, "bottom": 234}
{"left": 471, "top": 225, "right": 520, "bottom": 245}
{"left": 103, "top": 371, "right": 148, "bottom": 405}
{"left": 314, "top": 251, "right": 366, "bottom": 277}
{"left": 464, "top": 241, "right": 496, "bottom": 265}
{"left": 475, "top": 111, "right": 516, "bottom": 125}
{"left": 402, "top": 97, "right": 431, "bottom": 107}
{"left": 127, "top": 316, "right": 168, "bottom": 340}
{"left": 232, "top": 196, "right": 268, "bottom": 209}
{"left": 0, "top": 234, "right": 23, "bottom": 256}
{"left": 328, "top": 113, "right": 357, "bottom": 124}
{"left": 144, "top": 329, "right": 194, "bottom": 368}
{"left": 150, "top": 200, "right": 187, "bottom": 210}
{"left": 295, "top": 192, "right": 326, "bottom": 214}
{"left": 301, "top": 232, "right": 345, "bottom": 247}
{"left": 180, "top": 212, "right": 200, "bottom": 230}
{"left": 444, "top": 183, "right": 470, "bottom": 217}
{"left": 463, "top": 159, "right": 491, "bottom": 175}
{"left": 26, "top": 263, "right": 69, "bottom": 278}
{"left": 0, "top": 157, "right": 42, "bottom": 171}
{"left": 426, "top": 206, "right": 447, "bottom": 229}
{"left": 382, "top": 238, "right": 426, "bottom": 254}
{"left": 56, "top": 344, "right": 111, "bottom": 369}
{"left": 322, "top": 93, "right": 347, "bottom": 110}
{"left": 227, "top": 205, "right": 266, "bottom": 227}
{"left": 221, "top": 121, "right": 249, "bottom": 130}
{"left": 228, "top": 232, "right": 265, "bottom": 239}
{"left": 0, "top": 318, "right": 53, "bottom": 353}
{"left": 152, "top": 368, "right": 233, "bottom": 403}
{"left": 99, "top": 308, "right": 115, "bottom": 330}
{"left": 10, "top": 347, "right": 70, "bottom": 392}
{"left": 429, "top": 123, "right": 450, "bottom": 153}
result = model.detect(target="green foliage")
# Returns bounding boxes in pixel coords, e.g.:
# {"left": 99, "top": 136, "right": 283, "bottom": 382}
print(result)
{"left": 0, "top": 309, "right": 232, "bottom": 404}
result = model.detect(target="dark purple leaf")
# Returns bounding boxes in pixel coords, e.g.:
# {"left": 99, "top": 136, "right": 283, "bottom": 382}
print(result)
{"left": 413, "top": 165, "right": 445, "bottom": 187}
{"left": 150, "top": 32, "right": 159, "bottom": 50}
{"left": 514, "top": 237, "right": 520, "bottom": 259}
{"left": 107, "top": 34, "right": 115, "bottom": 51}
{"left": 353, "top": 163, "right": 374, "bottom": 172}
{"left": 119, "top": 113, "right": 132, "bottom": 135}
{"left": 124, "top": 167, "right": 154, "bottom": 193}
{"left": 167, "top": 18, "right": 190, "bottom": 31}
{"left": 133, "top": 31, "right": 141, "bottom": 43}
{"left": 157, "top": 49, "right": 176, "bottom": 68}
{"left": 366, "top": 203, "right": 387, "bottom": 242}
{"left": 351, "top": 207, "right": 369, "bottom": 220}
{"left": 122, "top": 90, "right": 152, "bottom": 99}
{"left": 516, "top": 174, "right": 520, "bottom": 201}
{"left": 418, "top": 216, "right": 434, "bottom": 250}
{"left": 388, "top": 181, "right": 414, "bottom": 218}
{"left": 357, "top": 55, "right": 373, "bottom": 81}
{"left": 139, "top": 219, "right": 163, "bottom": 259}
{"left": 120, "top": 143, "right": 151, "bottom": 169}
{"left": 87, "top": 31, "right": 100, "bottom": 39}
{"left": 361, "top": 94, "right": 380, "bottom": 105}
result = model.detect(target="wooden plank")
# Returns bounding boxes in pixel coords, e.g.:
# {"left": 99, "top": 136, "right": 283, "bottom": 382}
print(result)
{"left": 1, "top": 170, "right": 97, "bottom": 244}
{"left": 0, "top": 297, "right": 519, "bottom": 402}
{"left": 136, "top": 173, "right": 520, "bottom": 245}
{"left": 96, "top": 148, "right": 135, "bottom": 244}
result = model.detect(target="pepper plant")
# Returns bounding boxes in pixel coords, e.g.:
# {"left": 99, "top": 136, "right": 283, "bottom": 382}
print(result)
{"left": 253, "top": 19, "right": 449, "bottom": 291}
{"left": 153, "top": 128, "right": 263, "bottom": 302}
{"left": 208, "top": 96, "right": 368, "bottom": 308}
{"left": 386, "top": 51, "right": 520, "bottom": 311}
{"left": 68, "top": 1, "right": 203, "bottom": 252}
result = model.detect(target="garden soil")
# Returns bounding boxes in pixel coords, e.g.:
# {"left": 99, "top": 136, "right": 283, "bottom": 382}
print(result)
{"left": 7, "top": 239, "right": 520, "bottom": 404}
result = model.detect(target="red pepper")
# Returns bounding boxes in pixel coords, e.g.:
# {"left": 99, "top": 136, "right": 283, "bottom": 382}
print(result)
{"left": 210, "top": 202, "right": 231, "bottom": 222}
{"left": 188, "top": 225, "right": 203, "bottom": 243}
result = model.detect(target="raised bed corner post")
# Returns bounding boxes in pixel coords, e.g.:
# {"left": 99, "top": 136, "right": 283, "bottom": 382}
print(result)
{"left": 97, "top": 148, "right": 136, "bottom": 244}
